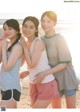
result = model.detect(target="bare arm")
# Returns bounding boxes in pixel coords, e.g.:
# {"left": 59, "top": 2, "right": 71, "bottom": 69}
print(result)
{"left": 34, "top": 37, "right": 70, "bottom": 84}
{"left": 20, "top": 37, "right": 44, "bottom": 69}
{"left": 20, "top": 71, "right": 29, "bottom": 79}
{"left": 34, "top": 63, "right": 67, "bottom": 84}
{"left": 2, "top": 40, "right": 23, "bottom": 71}
{"left": 21, "top": 54, "right": 26, "bottom": 66}
{"left": 40, "top": 63, "right": 67, "bottom": 77}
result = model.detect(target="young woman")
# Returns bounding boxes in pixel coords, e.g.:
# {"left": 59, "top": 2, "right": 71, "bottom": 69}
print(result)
{"left": 0, "top": 19, "right": 23, "bottom": 108}
{"left": 20, "top": 16, "right": 60, "bottom": 108}
{"left": 34, "top": 11, "right": 79, "bottom": 108}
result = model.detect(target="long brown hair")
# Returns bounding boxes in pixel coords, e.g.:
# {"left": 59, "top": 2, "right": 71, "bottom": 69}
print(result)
{"left": 3, "top": 19, "right": 21, "bottom": 51}
{"left": 22, "top": 16, "right": 39, "bottom": 37}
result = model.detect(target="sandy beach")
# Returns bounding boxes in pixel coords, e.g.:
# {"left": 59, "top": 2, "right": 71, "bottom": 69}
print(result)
{"left": 0, "top": 77, "right": 80, "bottom": 109}
{"left": 17, "top": 79, "right": 80, "bottom": 108}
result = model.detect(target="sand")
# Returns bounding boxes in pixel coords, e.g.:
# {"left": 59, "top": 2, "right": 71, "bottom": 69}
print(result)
{"left": 17, "top": 79, "right": 80, "bottom": 108}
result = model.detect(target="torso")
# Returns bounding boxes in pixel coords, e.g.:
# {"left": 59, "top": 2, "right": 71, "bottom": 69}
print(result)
{"left": 0, "top": 45, "right": 22, "bottom": 92}
{"left": 28, "top": 37, "right": 55, "bottom": 83}
{"left": 41, "top": 34, "right": 79, "bottom": 90}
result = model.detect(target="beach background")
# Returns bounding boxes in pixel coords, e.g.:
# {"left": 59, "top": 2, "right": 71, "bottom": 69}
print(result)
{"left": 0, "top": 18, "right": 80, "bottom": 108}
{"left": 0, "top": 77, "right": 80, "bottom": 108}
{"left": 0, "top": 0, "right": 80, "bottom": 108}
{"left": 18, "top": 79, "right": 80, "bottom": 108}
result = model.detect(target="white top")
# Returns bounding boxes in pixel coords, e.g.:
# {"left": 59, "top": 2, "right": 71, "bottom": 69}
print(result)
{"left": 28, "top": 37, "right": 55, "bottom": 83}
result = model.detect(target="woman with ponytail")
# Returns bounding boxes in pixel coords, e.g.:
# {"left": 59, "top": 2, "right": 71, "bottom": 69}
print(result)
{"left": 0, "top": 19, "right": 23, "bottom": 108}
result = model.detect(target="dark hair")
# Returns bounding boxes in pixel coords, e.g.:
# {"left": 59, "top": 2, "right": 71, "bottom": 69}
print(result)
{"left": 41, "top": 11, "right": 57, "bottom": 24}
{"left": 3, "top": 19, "right": 21, "bottom": 51}
{"left": 22, "top": 16, "right": 39, "bottom": 37}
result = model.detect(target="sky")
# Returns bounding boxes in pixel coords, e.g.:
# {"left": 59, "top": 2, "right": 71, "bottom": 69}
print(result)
{"left": 0, "top": 0, "right": 80, "bottom": 79}
{"left": 0, "top": 0, "right": 79, "bottom": 20}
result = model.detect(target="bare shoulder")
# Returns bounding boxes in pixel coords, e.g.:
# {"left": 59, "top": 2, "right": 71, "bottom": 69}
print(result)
{"left": 12, "top": 42, "right": 23, "bottom": 52}
{"left": 34, "top": 38, "right": 45, "bottom": 47}
{"left": 32, "top": 38, "right": 45, "bottom": 51}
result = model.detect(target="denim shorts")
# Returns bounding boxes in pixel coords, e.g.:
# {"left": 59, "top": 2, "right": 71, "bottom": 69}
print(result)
{"left": 60, "top": 89, "right": 76, "bottom": 97}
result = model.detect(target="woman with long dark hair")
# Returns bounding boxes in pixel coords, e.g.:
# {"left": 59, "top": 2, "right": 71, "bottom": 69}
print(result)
{"left": 0, "top": 19, "right": 23, "bottom": 108}
{"left": 20, "top": 16, "right": 60, "bottom": 108}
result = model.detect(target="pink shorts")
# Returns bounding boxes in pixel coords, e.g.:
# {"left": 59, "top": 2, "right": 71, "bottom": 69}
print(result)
{"left": 29, "top": 79, "right": 60, "bottom": 100}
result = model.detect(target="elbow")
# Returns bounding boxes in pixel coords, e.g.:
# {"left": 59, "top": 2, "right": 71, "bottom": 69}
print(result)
{"left": 28, "top": 63, "right": 37, "bottom": 69}
{"left": 28, "top": 65, "right": 35, "bottom": 69}
{"left": 27, "top": 60, "right": 38, "bottom": 69}
{"left": 2, "top": 65, "right": 11, "bottom": 72}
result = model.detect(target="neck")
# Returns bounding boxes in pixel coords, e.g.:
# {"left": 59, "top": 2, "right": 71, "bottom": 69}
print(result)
{"left": 28, "top": 36, "right": 35, "bottom": 43}
{"left": 10, "top": 37, "right": 17, "bottom": 45}
{"left": 45, "top": 29, "right": 55, "bottom": 37}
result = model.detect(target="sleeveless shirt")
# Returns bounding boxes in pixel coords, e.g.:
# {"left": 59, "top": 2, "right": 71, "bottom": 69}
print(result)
{"left": 28, "top": 37, "right": 55, "bottom": 83}
{"left": 0, "top": 51, "right": 22, "bottom": 92}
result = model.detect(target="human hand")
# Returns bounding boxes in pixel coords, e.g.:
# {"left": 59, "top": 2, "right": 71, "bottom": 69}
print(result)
{"left": 20, "top": 35, "right": 27, "bottom": 48}
{"left": 2, "top": 40, "right": 8, "bottom": 50}
{"left": 0, "top": 34, "right": 8, "bottom": 41}
{"left": 33, "top": 72, "right": 45, "bottom": 84}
